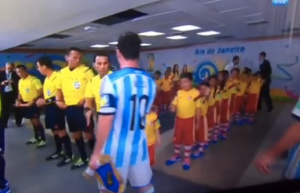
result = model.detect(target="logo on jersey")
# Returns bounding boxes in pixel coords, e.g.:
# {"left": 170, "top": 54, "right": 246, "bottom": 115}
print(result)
{"left": 47, "top": 89, "right": 51, "bottom": 96}
{"left": 25, "top": 88, "right": 30, "bottom": 93}
{"left": 73, "top": 81, "right": 81, "bottom": 89}
{"left": 135, "top": 81, "right": 145, "bottom": 88}
{"left": 188, "top": 96, "right": 192, "bottom": 100}
{"left": 100, "top": 94, "right": 109, "bottom": 107}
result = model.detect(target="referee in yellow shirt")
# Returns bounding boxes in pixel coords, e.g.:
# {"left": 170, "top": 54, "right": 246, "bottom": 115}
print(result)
{"left": 84, "top": 53, "right": 112, "bottom": 126}
{"left": 35, "top": 56, "right": 74, "bottom": 167}
{"left": 56, "top": 47, "right": 95, "bottom": 170}
{"left": 15, "top": 65, "right": 46, "bottom": 147}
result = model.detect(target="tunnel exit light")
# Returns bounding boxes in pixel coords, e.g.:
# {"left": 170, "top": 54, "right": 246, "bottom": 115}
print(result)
{"left": 272, "top": 0, "right": 289, "bottom": 5}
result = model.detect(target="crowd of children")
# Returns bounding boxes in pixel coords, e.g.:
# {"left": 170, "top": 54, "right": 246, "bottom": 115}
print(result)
{"left": 146, "top": 66, "right": 264, "bottom": 171}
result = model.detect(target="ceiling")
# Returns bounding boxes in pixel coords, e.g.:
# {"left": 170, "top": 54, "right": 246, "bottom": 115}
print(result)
{"left": 0, "top": 0, "right": 158, "bottom": 51}
{"left": 13, "top": 0, "right": 300, "bottom": 51}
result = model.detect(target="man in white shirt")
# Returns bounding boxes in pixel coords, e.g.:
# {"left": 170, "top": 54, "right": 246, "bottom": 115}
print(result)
{"left": 224, "top": 56, "right": 240, "bottom": 74}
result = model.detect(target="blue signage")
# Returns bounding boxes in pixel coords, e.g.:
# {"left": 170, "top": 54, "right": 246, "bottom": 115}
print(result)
{"left": 194, "top": 61, "right": 219, "bottom": 83}
{"left": 272, "top": 0, "right": 288, "bottom": 5}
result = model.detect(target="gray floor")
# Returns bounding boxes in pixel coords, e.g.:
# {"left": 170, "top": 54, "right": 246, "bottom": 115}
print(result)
{"left": 4, "top": 102, "right": 291, "bottom": 192}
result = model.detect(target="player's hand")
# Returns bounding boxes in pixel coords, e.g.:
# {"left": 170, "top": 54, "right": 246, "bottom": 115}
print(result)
{"left": 26, "top": 101, "right": 34, "bottom": 107}
{"left": 156, "top": 137, "right": 161, "bottom": 146}
{"left": 36, "top": 98, "right": 45, "bottom": 107}
{"left": 89, "top": 153, "right": 101, "bottom": 170}
{"left": 85, "top": 110, "right": 93, "bottom": 126}
{"left": 15, "top": 100, "right": 20, "bottom": 107}
{"left": 1, "top": 80, "right": 7, "bottom": 86}
{"left": 77, "top": 99, "right": 85, "bottom": 106}
{"left": 255, "top": 153, "right": 275, "bottom": 174}
{"left": 56, "top": 101, "right": 67, "bottom": 109}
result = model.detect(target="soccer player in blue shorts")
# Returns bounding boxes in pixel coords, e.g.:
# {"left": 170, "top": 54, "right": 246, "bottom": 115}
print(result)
{"left": 89, "top": 32, "right": 157, "bottom": 193}
{"left": 256, "top": 98, "right": 300, "bottom": 180}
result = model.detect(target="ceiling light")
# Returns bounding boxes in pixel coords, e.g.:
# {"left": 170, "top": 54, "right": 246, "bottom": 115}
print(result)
{"left": 84, "top": 26, "right": 98, "bottom": 31}
{"left": 166, "top": 35, "right": 187, "bottom": 40}
{"left": 90, "top": 44, "right": 109, "bottom": 48}
{"left": 138, "top": 31, "right": 165, "bottom": 36}
{"left": 172, "top": 25, "right": 201, "bottom": 32}
{"left": 108, "top": 41, "right": 118, "bottom": 45}
{"left": 197, "top": 31, "right": 220, "bottom": 36}
{"left": 140, "top": 43, "right": 152, "bottom": 46}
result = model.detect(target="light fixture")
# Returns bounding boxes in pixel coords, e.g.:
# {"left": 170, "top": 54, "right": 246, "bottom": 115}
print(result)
{"left": 197, "top": 31, "right": 220, "bottom": 36}
{"left": 108, "top": 41, "right": 118, "bottom": 45}
{"left": 138, "top": 31, "right": 165, "bottom": 36}
{"left": 166, "top": 35, "right": 187, "bottom": 40}
{"left": 84, "top": 26, "right": 98, "bottom": 31}
{"left": 90, "top": 44, "right": 109, "bottom": 48}
{"left": 140, "top": 43, "right": 152, "bottom": 46}
{"left": 172, "top": 25, "right": 201, "bottom": 32}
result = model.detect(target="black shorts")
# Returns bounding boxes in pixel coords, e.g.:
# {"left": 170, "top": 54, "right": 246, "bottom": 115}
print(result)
{"left": 44, "top": 103, "right": 66, "bottom": 130}
{"left": 65, "top": 105, "right": 87, "bottom": 133}
{"left": 19, "top": 104, "right": 40, "bottom": 119}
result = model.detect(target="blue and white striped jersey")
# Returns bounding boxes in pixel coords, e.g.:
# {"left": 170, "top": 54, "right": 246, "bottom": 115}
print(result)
{"left": 98, "top": 67, "right": 157, "bottom": 168}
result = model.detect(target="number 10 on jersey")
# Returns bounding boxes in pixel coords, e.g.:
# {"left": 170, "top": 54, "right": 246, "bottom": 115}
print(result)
{"left": 129, "top": 94, "right": 149, "bottom": 131}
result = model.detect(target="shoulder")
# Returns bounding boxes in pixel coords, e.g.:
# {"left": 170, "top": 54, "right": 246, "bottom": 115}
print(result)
{"left": 80, "top": 65, "right": 93, "bottom": 73}
{"left": 192, "top": 88, "right": 200, "bottom": 95}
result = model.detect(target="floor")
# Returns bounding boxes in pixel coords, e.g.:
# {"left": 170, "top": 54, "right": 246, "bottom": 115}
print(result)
{"left": 4, "top": 102, "right": 293, "bottom": 193}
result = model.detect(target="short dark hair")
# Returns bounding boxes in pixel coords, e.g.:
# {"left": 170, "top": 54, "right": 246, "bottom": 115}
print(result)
{"left": 209, "top": 74, "right": 218, "bottom": 80}
{"left": 37, "top": 56, "right": 53, "bottom": 69}
{"left": 233, "top": 56, "right": 239, "bottom": 62}
{"left": 154, "top": 70, "right": 161, "bottom": 75}
{"left": 16, "top": 64, "right": 27, "bottom": 71}
{"left": 67, "top": 47, "right": 82, "bottom": 55}
{"left": 231, "top": 67, "right": 240, "bottom": 73}
{"left": 260, "top": 52, "right": 266, "bottom": 57}
{"left": 200, "top": 81, "right": 210, "bottom": 87}
{"left": 117, "top": 32, "right": 141, "bottom": 60}
{"left": 180, "top": 72, "right": 193, "bottom": 81}
{"left": 93, "top": 53, "right": 110, "bottom": 62}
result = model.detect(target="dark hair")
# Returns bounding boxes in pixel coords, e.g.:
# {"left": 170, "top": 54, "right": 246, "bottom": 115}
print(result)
{"left": 16, "top": 64, "right": 27, "bottom": 71}
{"left": 218, "top": 70, "right": 226, "bottom": 90}
{"left": 172, "top": 64, "right": 179, "bottom": 75}
{"left": 166, "top": 67, "right": 171, "bottom": 70}
{"left": 154, "top": 70, "right": 161, "bottom": 75}
{"left": 233, "top": 55, "right": 239, "bottom": 62}
{"left": 231, "top": 67, "right": 240, "bottom": 73}
{"left": 200, "top": 81, "right": 210, "bottom": 87}
{"left": 37, "top": 56, "right": 53, "bottom": 69}
{"left": 180, "top": 72, "right": 193, "bottom": 81}
{"left": 259, "top": 52, "right": 266, "bottom": 57}
{"left": 66, "top": 47, "right": 82, "bottom": 55}
{"left": 117, "top": 32, "right": 141, "bottom": 60}
{"left": 94, "top": 53, "right": 110, "bottom": 62}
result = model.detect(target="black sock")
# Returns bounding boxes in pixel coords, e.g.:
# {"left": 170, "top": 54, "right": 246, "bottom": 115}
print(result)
{"left": 38, "top": 125, "right": 46, "bottom": 141}
{"left": 32, "top": 126, "right": 39, "bottom": 140}
{"left": 54, "top": 134, "right": 62, "bottom": 153}
{"left": 88, "top": 139, "right": 95, "bottom": 151}
{"left": 0, "top": 155, "right": 6, "bottom": 189}
{"left": 75, "top": 137, "right": 87, "bottom": 161}
{"left": 60, "top": 135, "right": 73, "bottom": 158}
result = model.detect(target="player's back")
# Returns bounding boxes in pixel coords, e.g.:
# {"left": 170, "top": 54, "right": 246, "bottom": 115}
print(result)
{"left": 101, "top": 67, "right": 157, "bottom": 167}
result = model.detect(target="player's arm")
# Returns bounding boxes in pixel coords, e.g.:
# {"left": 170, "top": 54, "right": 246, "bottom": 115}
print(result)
{"left": 265, "top": 122, "right": 300, "bottom": 159}
{"left": 195, "top": 95, "right": 202, "bottom": 125}
{"left": 154, "top": 115, "right": 161, "bottom": 145}
{"left": 170, "top": 92, "right": 178, "bottom": 112}
{"left": 93, "top": 76, "right": 116, "bottom": 156}
{"left": 84, "top": 80, "right": 95, "bottom": 110}
{"left": 34, "top": 79, "right": 43, "bottom": 99}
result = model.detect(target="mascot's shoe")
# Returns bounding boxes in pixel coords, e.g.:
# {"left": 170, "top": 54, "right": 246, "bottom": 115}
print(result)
{"left": 219, "top": 135, "right": 227, "bottom": 140}
{"left": 165, "top": 156, "right": 181, "bottom": 166}
{"left": 182, "top": 162, "right": 190, "bottom": 171}
{"left": 191, "top": 152, "right": 204, "bottom": 159}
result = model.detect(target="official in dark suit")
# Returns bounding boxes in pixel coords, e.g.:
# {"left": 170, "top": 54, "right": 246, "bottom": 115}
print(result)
{"left": 258, "top": 52, "right": 273, "bottom": 112}
{"left": 0, "top": 63, "right": 22, "bottom": 127}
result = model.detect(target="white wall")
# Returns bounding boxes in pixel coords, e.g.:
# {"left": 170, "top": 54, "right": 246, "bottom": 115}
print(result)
{"left": 140, "top": 38, "right": 300, "bottom": 101}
